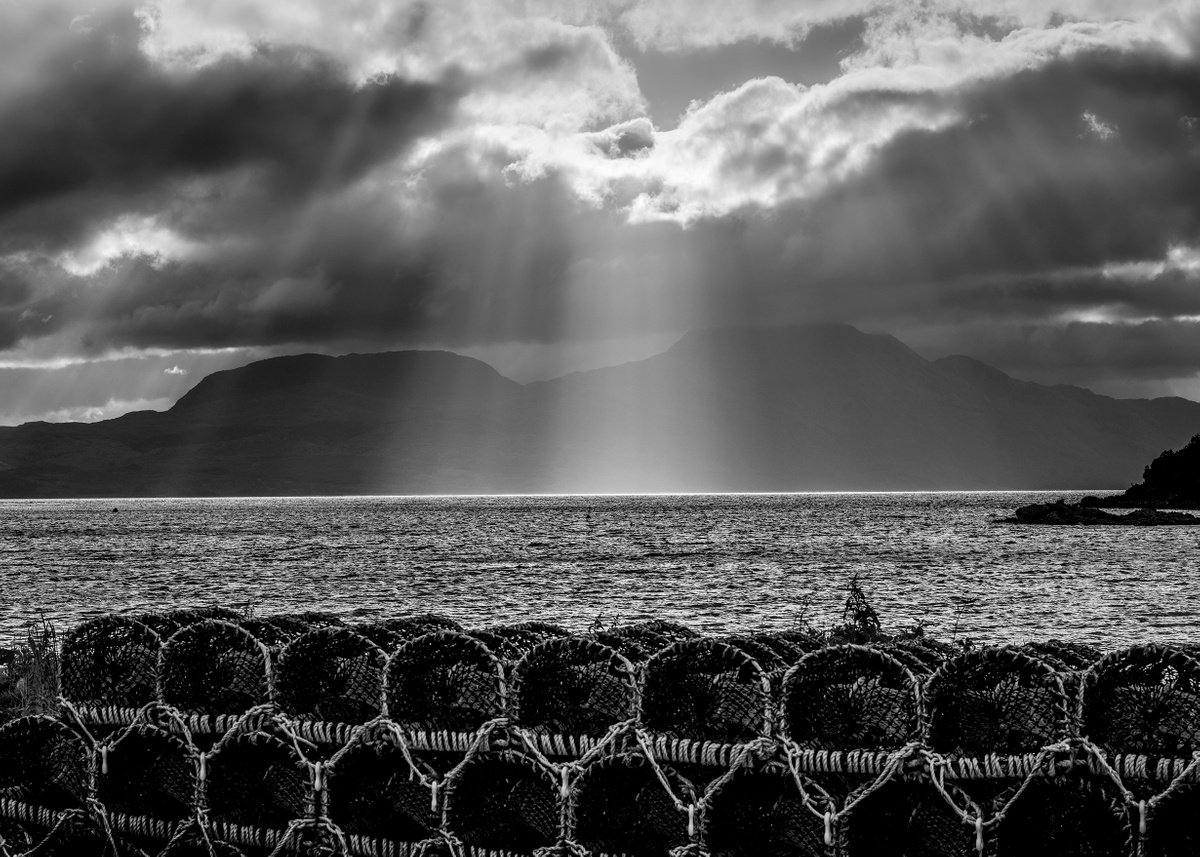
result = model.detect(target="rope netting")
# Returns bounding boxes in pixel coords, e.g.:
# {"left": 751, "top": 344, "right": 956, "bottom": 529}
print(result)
{"left": 510, "top": 639, "right": 637, "bottom": 736}
{"left": 158, "top": 622, "right": 271, "bottom": 716}
{"left": 276, "top": 628, "right": 385, "bottom": 725}
{"left": 12, "top": 613, "right": 1200, "bottom": 856}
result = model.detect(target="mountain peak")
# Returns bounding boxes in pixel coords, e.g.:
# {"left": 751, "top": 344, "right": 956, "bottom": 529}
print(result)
{"left": 2, "top": 326, "right": 1198, "bottom": 495}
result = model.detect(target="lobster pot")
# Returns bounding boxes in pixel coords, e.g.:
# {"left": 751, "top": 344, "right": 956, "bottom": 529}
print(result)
{"left": 573, "top": 752, "right": 695, "bottom": 857}
{"left": 595, "top": 620, "right": 699, "bottom": 663}
{"left": 385, "top": 632, "right": 504, "bottom": 732}
{"left": 380, "top": 614, "right": 462, "bottom": 642}
{"left": 926, "top": 648, "right": 1068, "bottom": 755}
{"left": 702, "top": 767, "right": 828, "bottom": 857}
{"left": 159, "top": 621, "right": 271, "bottom": 715}
{"left": 325, "top": 736, "right": 441, "bottom": 843}
{"left": 1082, "top": 645, "right": 1200, "bottom": 755}
{"left": 839, "top": 779, "right": 978, "bottom": 857}
{"left": 991, "top": 777, "right": 1130, "bottom": 857}
{"left": 642, "top": 640, "right": 768, "bottom": 743}
{"left": 511, "top": 639, "right": 637, "bottom": 736}
{"left": 59, "top": 616, "right": 161, "bottom": 708}
{"left": 96, "top": 724, "right": 197, "bottom": 820}
{"left": 0, "top": 717, "right": 90, "bottom": 810}
{"left": 781, "top": 646, "right": 920, "bottom": 750}
{"left": 1142, "top": 782, "right": 1200, "bottom": 857}
{"left": 442, "top": 750, "right": 559, "bottom": 853}
{"left": 203, "top": 731, "right": 311, "bottom": 829}
{"left": 276, "top": 628, "right": 385, "bottom": 725}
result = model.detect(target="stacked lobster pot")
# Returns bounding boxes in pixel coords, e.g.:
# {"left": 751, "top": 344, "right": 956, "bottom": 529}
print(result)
{"left": 1, "top": 608, "right": 1199, "bottom": 856}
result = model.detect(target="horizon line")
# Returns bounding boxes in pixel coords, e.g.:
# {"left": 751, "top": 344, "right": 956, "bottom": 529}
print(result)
{"left": 0, "top": 489, "right": 1122, "bottom": 502}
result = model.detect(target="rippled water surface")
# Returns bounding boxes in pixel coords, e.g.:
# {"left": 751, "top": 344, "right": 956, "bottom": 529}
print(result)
{"left": 1, "top": 493, "right": 1197, "bottom": 646}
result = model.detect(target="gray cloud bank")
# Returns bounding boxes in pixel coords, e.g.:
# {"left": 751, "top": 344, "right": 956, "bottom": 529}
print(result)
{"left": 2, "top": 1, "right": 1200, "bottom": 422}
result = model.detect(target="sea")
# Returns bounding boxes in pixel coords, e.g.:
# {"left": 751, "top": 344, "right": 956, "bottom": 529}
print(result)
{"left": 1, "top": 492, "right": 1197, "bottom": 647}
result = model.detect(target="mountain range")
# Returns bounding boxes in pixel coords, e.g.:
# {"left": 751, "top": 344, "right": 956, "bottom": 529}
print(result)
{"left": 2, "top": 324, "right": 1198, "bottom": 496}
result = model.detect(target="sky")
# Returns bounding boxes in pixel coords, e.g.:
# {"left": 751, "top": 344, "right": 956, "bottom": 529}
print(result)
{"left": 2, "top": 0, "right": 1200, "bottom": 424}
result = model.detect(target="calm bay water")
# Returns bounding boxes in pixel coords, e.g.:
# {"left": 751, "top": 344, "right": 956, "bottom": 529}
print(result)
{"left": 0, "top": 492, "right": 1197, "bottom": 647}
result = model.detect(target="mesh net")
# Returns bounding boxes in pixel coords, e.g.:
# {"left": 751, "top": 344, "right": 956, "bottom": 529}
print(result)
{"left": 594, "top": 621, "right": 700, "bottom": 664}
{"left": 276, "top": 628, "right": 385, "bottom": 724}
{"left": 992, "top": 777, "right": 1131, "bottom": 857}
{"left": 717, "top": 636, "right": 790, "bottom": 672}
{"left": 325, "top": 735, "right": 440, "bottom": 842}
{"left": 132, "top": 612, "right": 183, "bottom": 640}
{"left": 96, "top": 724, "right": 196, "bottom": 819}
{"left": 702, "top": 766, "right": 827, "bottom": 857}
{"left": 1082, "top": 645, "right": 1200, "bottom": 755}
{"left": 443, "top": 750, "right": 558, "bottom": 852}
{"left": 15, "top": 810, "right": 120, "bottom": 857}
{"left": 235, "top": 617, "right": 306, "bottom": 654}
{"left": 1141, "top": 782, "right": 1200, "bottom": 857}
{"left": 385, "top": 632, "right": 504, "bottom": 732}
{"left": 464, "top": 630, "right": 526, "bottom": 662}
{"left": 511, "top": 638, "right": 637, "bottom": 736}
{"left": 60, "top": 617, "right": 161, "bottom": 708}
{"left": 0, "top": 817, "right": 36, "bottom": 854}
{"left": 0, "top": 717, "right": 90, "bottom": 810}
{"left": 572, "top": 752, "right": 694, "bottom": 857}
{"left": 158, "top": 827, "right": 246, "bottom": 857}
{"left": 347, "top": 623, "right": 405, "bottom": 654}
{"left": 781, "top": 645, "right": 920, "bottom": 750}
{"left": 876, "top": 642, "right": 938, "bottom": 676}
{"left": 159, "top": 621, "right": 270, "bottom": 716}
{"left": 641, "top": 640, "right": 767, "bottom": 743}
{"left": 742, "top": 633, "right": 811, "bottom": 666}
{"left": 840, "top": 779, "right": 977, "bottom": 857}
{"left": 927, "top": 648, "right": 1068, "bottom": 755}
{"left": 204, "top": 730, "right": 311, "bottom": 829}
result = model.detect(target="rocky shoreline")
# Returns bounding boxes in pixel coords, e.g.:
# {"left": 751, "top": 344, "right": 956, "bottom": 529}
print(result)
{"left": 1005, "top": 433, "right": 1200, "bottom": 524}
{"left": 1003, "top": 498, "right": 1200, "bottom": 525}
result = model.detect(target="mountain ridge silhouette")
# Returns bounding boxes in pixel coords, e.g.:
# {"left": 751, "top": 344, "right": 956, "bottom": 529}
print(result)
{"left": 2, "top": 324, "right": 1197, "bottom": 496}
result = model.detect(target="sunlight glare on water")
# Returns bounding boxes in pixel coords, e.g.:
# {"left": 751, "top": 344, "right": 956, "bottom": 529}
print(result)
{"left": 1, "top": 492, "right": 1197, "bottom": 646}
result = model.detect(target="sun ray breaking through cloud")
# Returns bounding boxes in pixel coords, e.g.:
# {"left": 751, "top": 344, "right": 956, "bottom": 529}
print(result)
{"left": 0, "top": 0, "right": 1199, "bottom": 428}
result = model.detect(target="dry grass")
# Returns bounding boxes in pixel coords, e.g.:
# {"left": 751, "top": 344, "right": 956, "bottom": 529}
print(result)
{"left": 0, "top": 618, "right": 60, "bottom": 721}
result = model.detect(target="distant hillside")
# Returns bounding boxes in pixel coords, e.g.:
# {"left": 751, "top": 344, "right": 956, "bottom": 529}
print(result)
{"left": 2, "top": 324, "right": 1199, "bottom": 496}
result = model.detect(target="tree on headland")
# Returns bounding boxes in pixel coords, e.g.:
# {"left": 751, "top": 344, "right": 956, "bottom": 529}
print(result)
{"left": 1120, "top": 433, "right": 1200, "bottom": 508}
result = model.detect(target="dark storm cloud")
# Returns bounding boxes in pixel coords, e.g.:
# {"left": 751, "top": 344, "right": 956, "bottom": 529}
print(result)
{"left": 0, "top": 5, "right": 461, "bottom": 251}
{"left": 930, "top": 268, "right": 1200, "bottom": 321}
{"left": 912, "top": 320, "right": 1200, "bottom": 382}
{"left": 4, "top": 163, "right": 588, "bottom": 354}
{"left": 789, "top": 48, "right": 1200, "bottom": 294}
